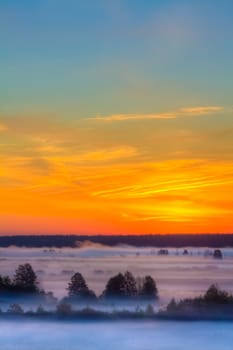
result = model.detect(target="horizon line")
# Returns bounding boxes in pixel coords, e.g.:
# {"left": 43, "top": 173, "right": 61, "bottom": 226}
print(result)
{"left": 0, "top": 233, "right": 232, "bottom": 237}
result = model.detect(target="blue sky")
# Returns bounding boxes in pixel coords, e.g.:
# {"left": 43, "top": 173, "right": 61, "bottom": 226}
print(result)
{"left": 1, "top": 0, "right": 233, "bottom": 116}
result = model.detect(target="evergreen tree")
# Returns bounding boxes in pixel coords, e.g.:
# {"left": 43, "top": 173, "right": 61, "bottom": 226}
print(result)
{"left": 166, "top": 298, "right": 177, "bottom": 312}
{"left": 203, "top": 284, "right": 231, "bottom": 304}
{"left": 13, "top": 264, "right": 38, "bottom": 293}
{"left": 124, "top": 271, "right": 138, "bottom": 297}
{"left": 0, "top": 275, "right": 12, "bottom": 292}
{"left": 103, "top": 273, "right": 127, "bottom": 299}
{"left": 140, "top": 275, "right": 158, "bottom": 300}
{"left": 68, "top": 272, "right": 96, "bottom": 300}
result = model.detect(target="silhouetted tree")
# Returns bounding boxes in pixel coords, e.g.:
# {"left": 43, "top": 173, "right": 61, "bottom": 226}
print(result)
{"left": 56, "top": 302, "right": 73, "bottom": 316}
{"left": 124, "top": 271, "right": 138, "bottom": 297}
{"left": 213, "top": 249, "right": 223, "bottom": 259}
{"left": 161, "top": 285, "right": 233, "bottom": 319}
{"left": 140, "top": 276, "right": 158, "bottom": 300}
{"left": 103, "top": 273, "right": 127, "bottom": 299}
{"left": 36, "top": 305, "right": 46, "bottom": 315}
{"left": 166, "top": 298, "right": 177, "bottom": 312}
{"left": 136, "top": 276, "right": 144, "bottom": 295}
{"left": 13, "top": 264, "right": 39, "bottom": 293}
{"left": 68, "top": 272, "right": 96, "bottom": 300}
{"left": 158, "top": 249, "right": 169, "bottom": 255}
{"left": 7, "top": 304, "right": 24, "bottom": 314}
{"left": 203, "top": 284, "right": 231, "bottom": 304}
{"left": 0, "top": 275, "right": 12, "bottom": 292}
{"left": 145, "top": 304, "right": 154, "bottom": 315}
{"left": 135, "top": 305, "right": 144, "bottom": 315}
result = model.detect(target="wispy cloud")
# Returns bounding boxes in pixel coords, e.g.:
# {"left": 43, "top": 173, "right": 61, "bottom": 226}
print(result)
{"left": 89, "top": 106, "right": 224, "bottom": 122}
{"left": 179, "top": 106, "right": 223, "bottom": 114}
{"left": 75, "top": 147, "right": 139, "bottom": 162}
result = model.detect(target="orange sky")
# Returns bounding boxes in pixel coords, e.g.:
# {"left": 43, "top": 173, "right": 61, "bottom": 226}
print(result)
{"left": 1, "top": 108, "right": 233, "bottom": 235}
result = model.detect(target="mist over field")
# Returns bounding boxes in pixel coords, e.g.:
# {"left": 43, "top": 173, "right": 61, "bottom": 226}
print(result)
{"left": 1, "top": 244, "right": 233, "bottom": 306}
{"left": 0, "top": 244, "right": 233, "bottom": 349}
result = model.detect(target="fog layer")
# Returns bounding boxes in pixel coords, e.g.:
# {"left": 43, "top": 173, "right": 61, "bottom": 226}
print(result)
{"left": 0, "top": 246, "right": 233, "bottom": 306}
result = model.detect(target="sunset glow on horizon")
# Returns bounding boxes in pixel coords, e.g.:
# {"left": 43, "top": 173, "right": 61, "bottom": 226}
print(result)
{"left": 1, "top": 1, "right": 233, "bottom": 235}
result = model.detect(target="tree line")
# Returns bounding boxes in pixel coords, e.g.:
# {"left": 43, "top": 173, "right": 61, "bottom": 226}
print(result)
{"left": 159, "top": 284, "right": 233, "bottom": 320}
{"left": 0, "top": 234, "right": 232, "bottom": 247}
{"left": 1, "top": 265, "right": 233, "bottom": 321}
{"left": 0, "top": 264, "right": 39, "bottom": 294}
{"left": 3, "top": 284, "right": 233, "bottom": 321}
{"left": 0, "top": 264, "right": 158, "bottom": 302}
{"left": 2, "top": 302, "right": 155, "bottom": 319}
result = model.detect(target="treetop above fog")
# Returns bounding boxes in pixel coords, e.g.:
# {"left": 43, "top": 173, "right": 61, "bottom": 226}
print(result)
{"left": 0, "top": 265, "right": 158, "bottom": 302}
{"left": 102, "top": 271, "right": 158, "bottom": 300}
{"left": 0, "top": 263, "right": 39, "bottom": 294}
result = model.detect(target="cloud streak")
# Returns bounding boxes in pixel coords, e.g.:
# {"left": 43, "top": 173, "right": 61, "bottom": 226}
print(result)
{"left": 90, "top": 106, "right": 224, "bottom": 122}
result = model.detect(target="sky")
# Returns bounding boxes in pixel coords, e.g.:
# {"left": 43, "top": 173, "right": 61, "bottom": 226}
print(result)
{"left": 0, "top": 0, "right": 233, "bottom": 235}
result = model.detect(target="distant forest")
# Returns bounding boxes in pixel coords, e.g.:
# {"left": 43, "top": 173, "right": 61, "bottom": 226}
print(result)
{"left": 0, "top": 234, "right": 233, "bottom": 248}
